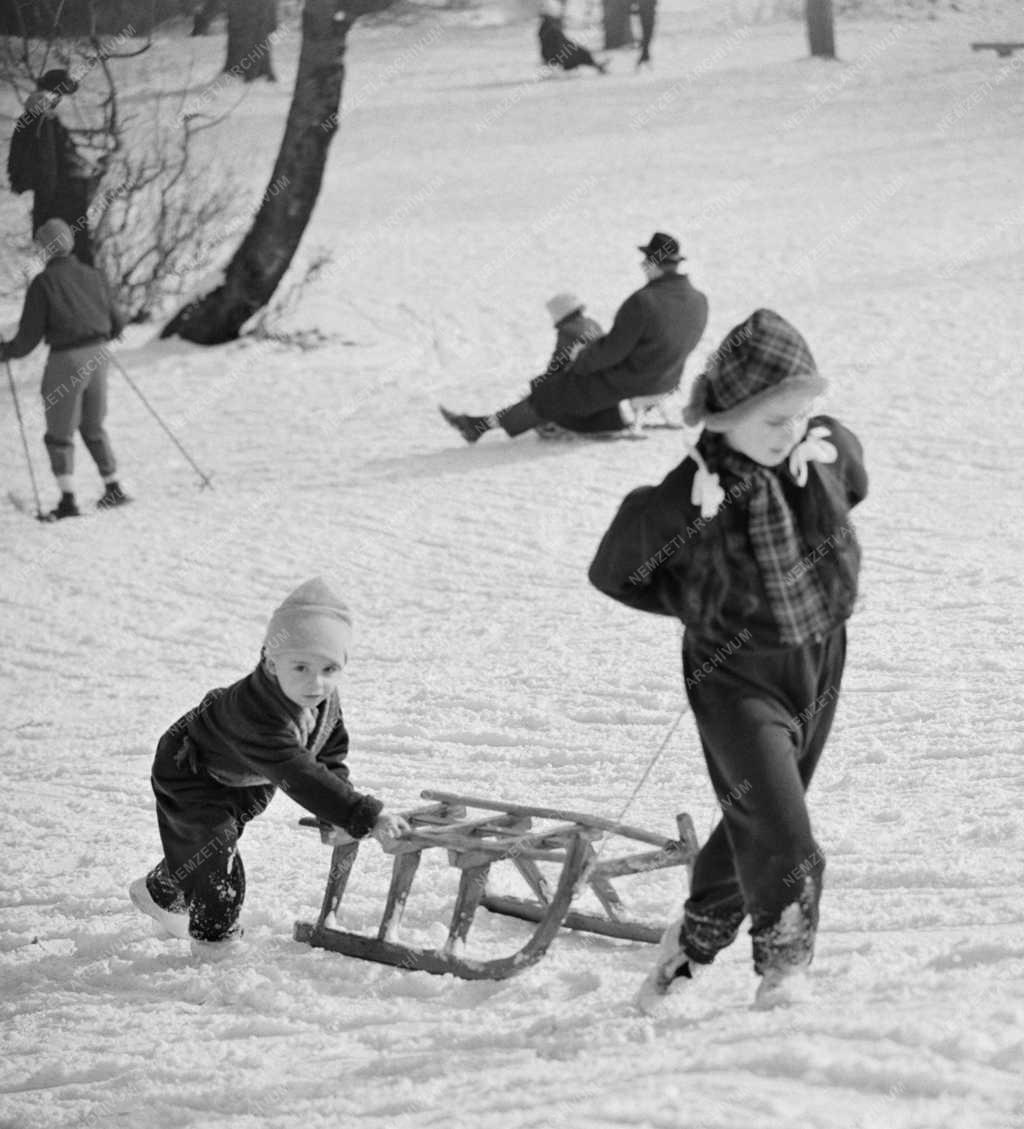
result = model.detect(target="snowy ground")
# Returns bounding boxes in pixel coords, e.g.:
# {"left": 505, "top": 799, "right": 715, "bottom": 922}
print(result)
{"left": 2, "top": 2, "right": 1023, "bottom": 1127}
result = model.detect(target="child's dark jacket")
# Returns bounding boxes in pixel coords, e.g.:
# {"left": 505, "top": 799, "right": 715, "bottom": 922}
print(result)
{"left": 158, "top": 661, "right": 382, "bottom": 837}
{"left": 588, "top": 415, "right": 868, "bottom": 650}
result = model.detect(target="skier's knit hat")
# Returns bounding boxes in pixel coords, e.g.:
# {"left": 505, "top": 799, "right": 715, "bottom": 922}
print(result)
{"left": 682, "top": 308, "right": 827, "bottom": 431}
{"left": 546, "top": 292, "right": 584, "bottom": 326}
{"left": 35, "top": 219, "right": 75, "bottom": 261}
{"left": 264, "top": 577, "right": 353, "bottom": 665}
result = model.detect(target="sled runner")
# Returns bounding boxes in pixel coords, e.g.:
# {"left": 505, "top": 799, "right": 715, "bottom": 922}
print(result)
{"left": 971, "top": 41, "right": 1024, "bottom": 57}
{"left": 294, "top": 790, "right": 699, "bottom": 980}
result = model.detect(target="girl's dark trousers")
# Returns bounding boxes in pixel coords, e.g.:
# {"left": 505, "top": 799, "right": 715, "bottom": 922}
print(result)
{"left": 680, "top": 625, "right": 846, "bottom": 974}
{"left": 144, "top": 733, "right": 275, "bottom": 942}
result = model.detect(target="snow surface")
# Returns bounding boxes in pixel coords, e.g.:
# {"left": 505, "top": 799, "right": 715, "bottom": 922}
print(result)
{"left": 2, "top": 2, "right": 1023, "bottom": 1127}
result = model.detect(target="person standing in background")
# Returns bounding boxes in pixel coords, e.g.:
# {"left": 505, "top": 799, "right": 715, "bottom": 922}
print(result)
{"left": 7, "top": 69, "right": 98, "bottom": 265}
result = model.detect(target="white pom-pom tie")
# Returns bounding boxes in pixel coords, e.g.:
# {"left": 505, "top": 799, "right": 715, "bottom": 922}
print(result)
{"left": 788, "top": 425, "right": 837, "bottom": 487}
{"left": 688, "top": 447, "right": 725, "bottom": 519}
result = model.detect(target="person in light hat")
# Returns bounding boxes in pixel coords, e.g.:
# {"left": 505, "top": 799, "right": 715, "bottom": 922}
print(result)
{"left": 440, "top": 290, "right": 622, "bottom": 441}
{"left": 0, "top": 218, "right": 127, "bottom": 520}
{"left": 129, "top": 577, "right": 409, "bottom": 959}
{"left": 440, "top": 232, "right": 707, "bottom": 443}
{"left": 588, "top": 308, "right": 868, "bottom": 1011}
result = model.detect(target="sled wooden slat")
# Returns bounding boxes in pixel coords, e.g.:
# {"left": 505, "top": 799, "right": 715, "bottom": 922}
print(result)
{"left": 294, "top": 792, "right": 699, "bottom": 980}
{"left": 377, "top": 850, "right": 422, "bottom": 942}
{"left": 479, "top": 894, "right": 663, "bottom": 944}
{"left": 420, "top": 790, "right": 674, "bottom": 848}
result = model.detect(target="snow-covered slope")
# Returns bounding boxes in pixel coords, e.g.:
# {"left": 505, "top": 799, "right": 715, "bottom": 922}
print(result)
{"left": 1, "top": 3, "right": 1022, "bottom": 1127}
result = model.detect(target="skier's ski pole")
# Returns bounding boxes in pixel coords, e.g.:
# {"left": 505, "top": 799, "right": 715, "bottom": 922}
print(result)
{"left": 3, "top": 348, "right": 45, "bottom": 520}
{"left": 109, "top": 353, "right": 214, "bottom": 490}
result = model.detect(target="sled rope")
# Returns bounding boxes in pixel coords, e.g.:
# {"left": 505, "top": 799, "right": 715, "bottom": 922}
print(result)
{"left": 597, "top": 704, "right": 690, "bottom": 859}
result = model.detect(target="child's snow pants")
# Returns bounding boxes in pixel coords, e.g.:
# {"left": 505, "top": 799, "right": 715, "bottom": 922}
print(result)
{"left": 145, "top": 733, "right": 275, "bottom": 942}
{"left": 680, "top": 624, "right": 846, "bottom": 975}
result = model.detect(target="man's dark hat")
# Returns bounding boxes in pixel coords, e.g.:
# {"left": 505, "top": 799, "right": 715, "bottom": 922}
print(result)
{"left": 638, "top": 231, "right": 683, "bottom": 264}
{"left": 37, "top": 69, "right": 78, "bottom": 96}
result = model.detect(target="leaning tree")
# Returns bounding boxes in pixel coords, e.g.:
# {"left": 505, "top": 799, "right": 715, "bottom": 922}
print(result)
{"left": 162, "top": 0, "right": 392, "bottom": 344}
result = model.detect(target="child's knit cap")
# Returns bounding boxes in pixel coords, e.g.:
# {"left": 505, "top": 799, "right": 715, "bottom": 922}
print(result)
{"left": 264, "top": 577, "right": 353, "bottom": 665}
{"left": 683, "top": 308, "right": 827, "bottom": 431}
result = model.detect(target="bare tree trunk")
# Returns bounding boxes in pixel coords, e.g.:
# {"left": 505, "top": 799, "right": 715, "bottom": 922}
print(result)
{"left": 192, "top": 0, "right": 223, "bottom": 36}
{"left": 602, "top": 0, "right": 631, "bottom": 50}
{"left": 162, "top": 0, "right": 378, "bottom": 344}
{"left": 806, "top": 0, "right": 836, "bottom": 59}
{"left": 224, "top": 0, "right": 277, "bottom": 81}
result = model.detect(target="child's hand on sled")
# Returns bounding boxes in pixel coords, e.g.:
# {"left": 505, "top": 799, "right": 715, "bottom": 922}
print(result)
{"left": 371, "top": 811, "right": 410, "bottom": 851}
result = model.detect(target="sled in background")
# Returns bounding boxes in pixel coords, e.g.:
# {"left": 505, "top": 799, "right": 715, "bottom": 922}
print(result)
{"left": 294, "top": 790, "right": 699, "bottom": 980}
{"left": 970, "top": 42, "right": 1024, "bottom": 57}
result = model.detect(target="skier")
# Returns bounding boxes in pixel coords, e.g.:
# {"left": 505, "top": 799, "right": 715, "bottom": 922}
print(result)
{"left": 6, "top": 69, "right": 99, "bottom": 265}
{"left": 440, "top": 233, "right": 708, "bottom": 443}
{"left": 129, "top": 577, "right": 411, "bottom": 959}
{"left": 0, "top": 218, "right": 128, "bottom": 520}
{"left": 538, "top": 6, "right": 607, "bottom": 75}
{"left": 588, "top": 309, "right": 867, "bottom": 1009}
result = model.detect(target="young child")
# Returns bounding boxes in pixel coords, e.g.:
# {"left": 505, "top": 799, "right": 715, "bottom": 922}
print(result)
{"left": 588, "top": 309, "right": 867, "bottom": 1010}
{"left": 130, "top": 577, "right": 409, "bottom": 958}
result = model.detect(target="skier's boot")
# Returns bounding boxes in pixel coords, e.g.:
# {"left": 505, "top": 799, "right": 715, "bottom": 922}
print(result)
{"left": 97, "top": 481, "right": 132, "bottom": 510}
{"left": 40, "top": 492, "right": 81, "bottom": 522}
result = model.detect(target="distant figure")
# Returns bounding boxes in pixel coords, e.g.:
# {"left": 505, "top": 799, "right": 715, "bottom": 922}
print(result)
{"left": 441, "top": 292, "right": 623, "bottom": 442}
{"left": 440, "top": 232, "right": 709, "bottom": 444}
{"left": 635, "top": 0, "right": 656, "bottom": 67}
{"left": 6, "top": 69, "right": 98, "bottom": 265}
{"left": 538, "top": 9, "right": 608, "bottom": 74}
{"left": 0, "top": 219, "right": 127, "bottom": 520}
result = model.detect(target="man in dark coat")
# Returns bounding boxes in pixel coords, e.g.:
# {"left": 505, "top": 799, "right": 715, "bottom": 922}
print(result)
{"left": 440, "top": 233, "right": 709, "bottom": 443}
{"left": 7, "top": 70, "right": 97, "bottom": 265}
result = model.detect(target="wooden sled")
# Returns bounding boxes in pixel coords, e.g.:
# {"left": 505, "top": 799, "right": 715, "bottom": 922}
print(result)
{"left": 293, "top": 790, "right": 699, "bottom": 980}
{"left": 971, "top": 41, "right": 1024, "bottom": 57}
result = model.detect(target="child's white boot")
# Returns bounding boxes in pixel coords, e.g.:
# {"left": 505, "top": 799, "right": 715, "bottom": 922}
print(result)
{"left": 634, "top": 914, "right": 708, "bottom": 1015}
{"left": 753, "top": 962, "right": 814, "bottom": 1010}
{"left": 129, "top": 876, "right": 190, "bottom": 940}
{"left": 190, "top": 929, "right": 244, "bottom": 962}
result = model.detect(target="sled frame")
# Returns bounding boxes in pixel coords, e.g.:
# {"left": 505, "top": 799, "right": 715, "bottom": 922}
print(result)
{"left": 971, "top": 41, "right": 1024, "bottom": 57}
{"left": 293, "top": 790, "right": 699, "bottom": 980}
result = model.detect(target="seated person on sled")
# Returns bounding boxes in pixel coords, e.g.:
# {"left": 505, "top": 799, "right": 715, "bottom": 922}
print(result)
{"left": 440, "top": 232, "right": 709, "bottom": 443}
{"left": 538, "top": 4, "right": 607, "bottom": 75}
